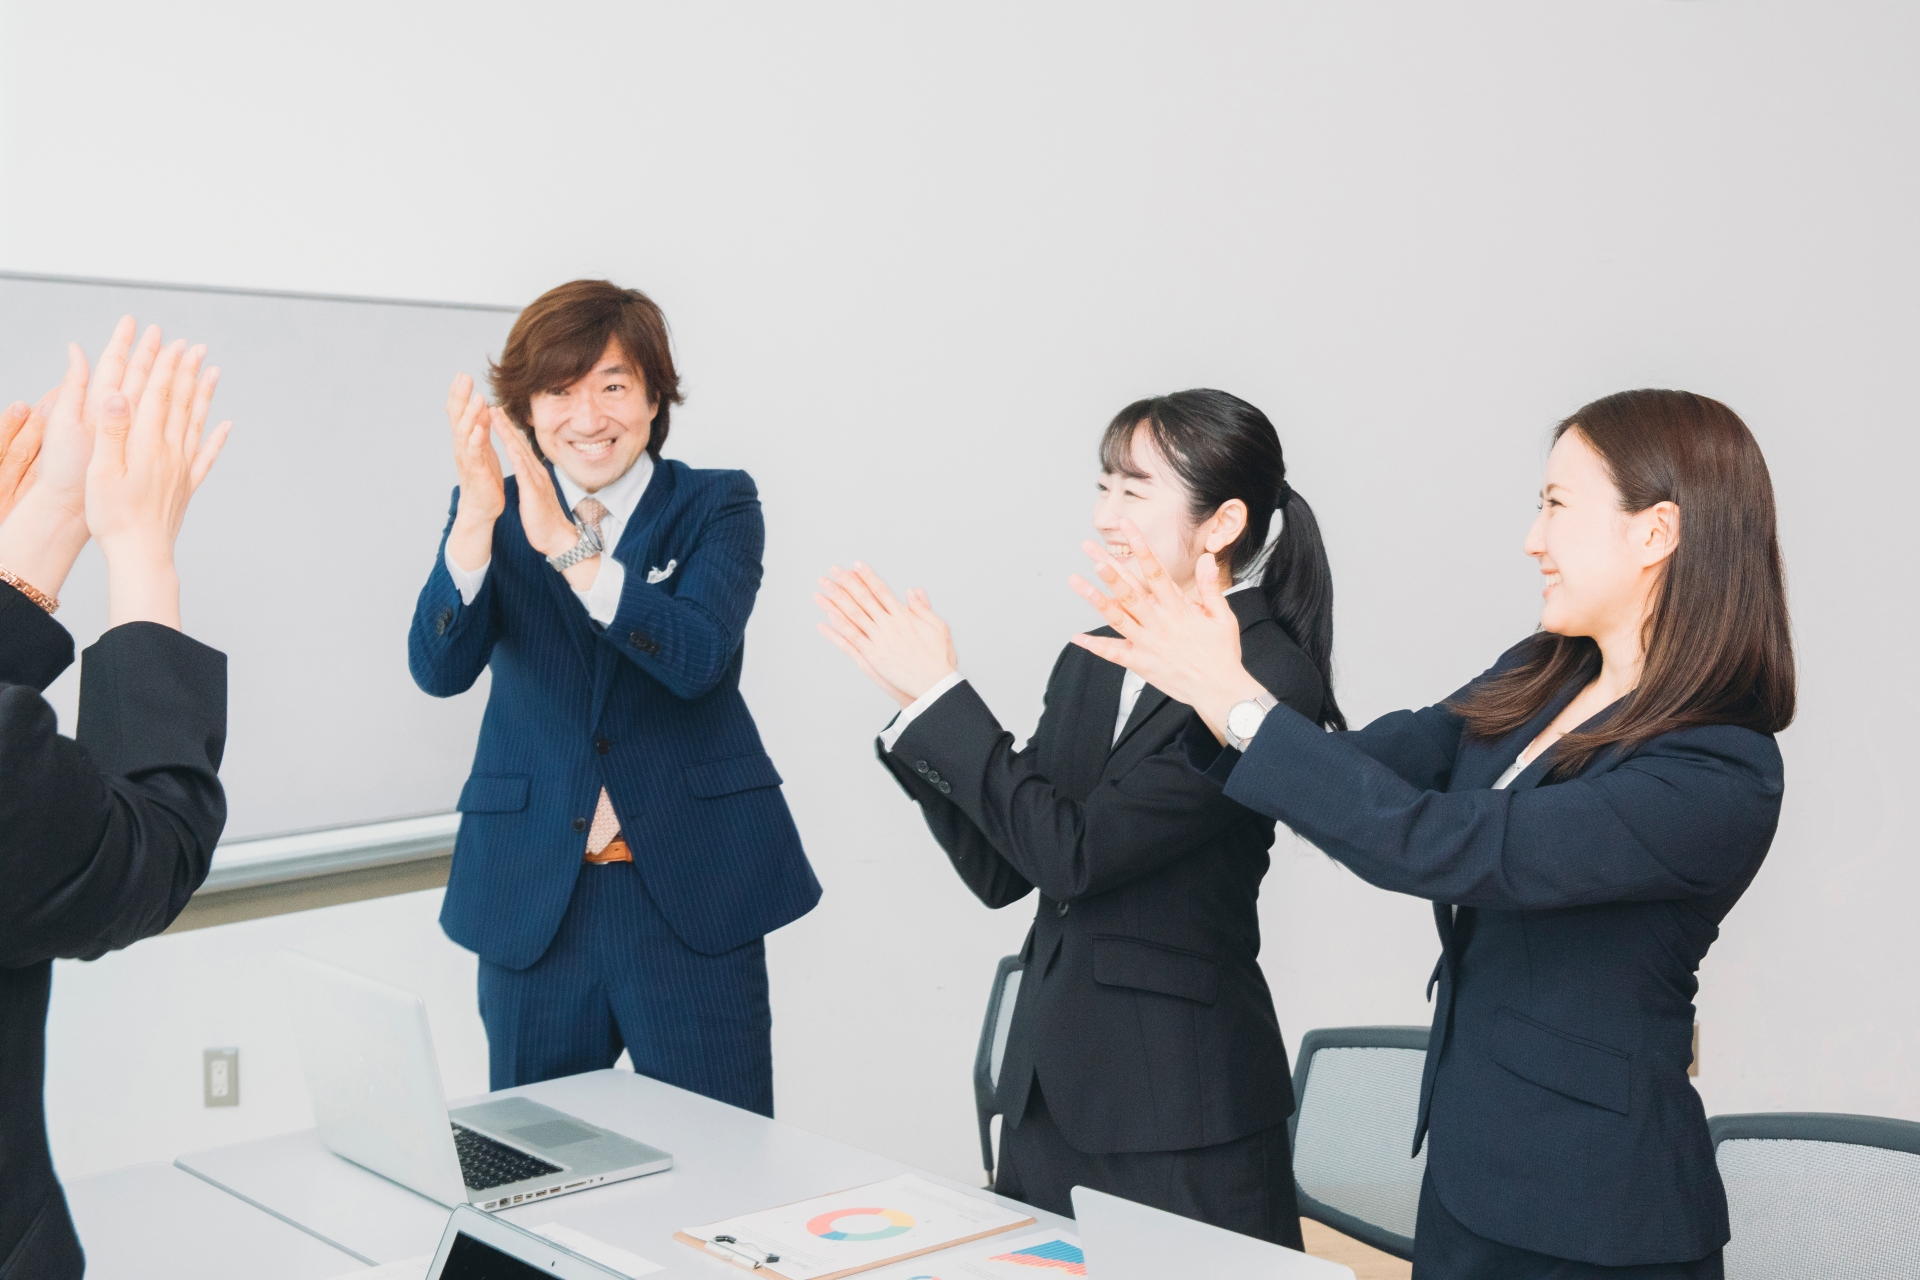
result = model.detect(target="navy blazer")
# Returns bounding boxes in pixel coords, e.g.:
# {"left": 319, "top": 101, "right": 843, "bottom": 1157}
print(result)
{"left": 408, "top": 459, "right": 820, "bottom": 965}
{"left": 1188, "top": 640, "right": 1783, "bottom": 1267}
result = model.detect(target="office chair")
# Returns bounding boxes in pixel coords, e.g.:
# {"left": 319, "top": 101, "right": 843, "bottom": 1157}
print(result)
{"left": 972, "top": 954, "right": 1025, "bottom": 1183}
{"left": 1710, "top": 1111, "right": 1920, "bottom": 1277}
{"left": 1287, "top": 1026, "right": 1431, "bottom": 1261}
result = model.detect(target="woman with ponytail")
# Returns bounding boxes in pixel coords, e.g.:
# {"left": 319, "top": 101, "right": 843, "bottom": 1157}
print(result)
{"left": 814, "top": 390, "right": 1335, "bottom": 1244}
{"left": 1072, "top": 390, "right": 1793, "bottom": 1278}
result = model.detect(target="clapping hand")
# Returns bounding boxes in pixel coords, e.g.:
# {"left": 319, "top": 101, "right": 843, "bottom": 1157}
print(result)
{"left": 0, "top": 393, "right": 52, "bottom": 525}
{"left": 446, "top": 374, "right": 505, "bottom": 523}
{"left": 84, "top": 335, "right": 233, "bottom": 628}
{"left": 0, "top": 317, "right": 187, "bottom": 610}
{"left": 495, "top": 419, "right": 583, "bottom": 560}
{"left": 815, "top": 563, "right": 958, "bottom": 708}
{"left": 1068, "top": 518, "right": 1267, "bottom": 741}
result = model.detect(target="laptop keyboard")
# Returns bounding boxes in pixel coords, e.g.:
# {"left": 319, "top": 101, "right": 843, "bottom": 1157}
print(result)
{"left": 453, "top": 1123, "right": 564, "bottom": 1191}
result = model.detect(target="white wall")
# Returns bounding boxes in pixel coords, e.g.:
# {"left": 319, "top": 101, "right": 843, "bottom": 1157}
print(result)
{"left": 4, "top": 0, "right": 1917, "bottom": 1185}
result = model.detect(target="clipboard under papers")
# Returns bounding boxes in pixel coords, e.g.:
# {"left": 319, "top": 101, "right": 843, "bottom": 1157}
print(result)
{"left": 675, "top": 1173, "right": 1037, "bottom": 1280}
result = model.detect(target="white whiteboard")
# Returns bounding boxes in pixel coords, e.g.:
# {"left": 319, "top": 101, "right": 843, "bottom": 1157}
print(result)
{"left": 0, "top": 272, "right": 518, "bottom": 839}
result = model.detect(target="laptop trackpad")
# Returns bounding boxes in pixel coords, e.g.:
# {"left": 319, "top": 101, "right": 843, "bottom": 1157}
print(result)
{"left": 508, "top": 1119, "right": 600, "bottom": 1148}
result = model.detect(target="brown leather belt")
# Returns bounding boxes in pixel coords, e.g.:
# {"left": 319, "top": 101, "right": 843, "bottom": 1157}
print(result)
{"left": 583, "top": 837, "right": 632, "bottom": 864}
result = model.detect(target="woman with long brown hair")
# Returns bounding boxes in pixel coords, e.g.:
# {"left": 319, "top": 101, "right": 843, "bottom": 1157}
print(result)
{"left": 1068, "top": 390, "right": 1792, "bottom": 1278}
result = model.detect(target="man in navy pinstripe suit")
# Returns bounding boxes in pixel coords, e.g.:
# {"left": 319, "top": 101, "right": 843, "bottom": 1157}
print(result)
{"left": 408, "top": 280, "right": 819, "bottom": 1115}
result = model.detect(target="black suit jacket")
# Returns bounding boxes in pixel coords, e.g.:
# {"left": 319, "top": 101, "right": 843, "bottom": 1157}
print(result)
{"left": 0, "top": 584, "right": 227, "bottom": 1280}
{"left": 1189, "top": 638, "right": 1782, "bottom": 1267}
{"left": 879, "top": 590, "right": 1325, "bottom": 1155}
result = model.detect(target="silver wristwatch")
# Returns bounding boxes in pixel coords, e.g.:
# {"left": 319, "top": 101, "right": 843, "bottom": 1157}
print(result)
{"left": 1224, "top": 692, "right": 1279, "bottom": 751}
{"left": 545, "top": 520, "right": 604, "bottom": 572}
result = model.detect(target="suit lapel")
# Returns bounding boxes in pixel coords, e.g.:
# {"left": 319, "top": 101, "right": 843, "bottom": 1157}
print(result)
{"left": 1064, "top": 641, "right": 1125, "bottom": 799}
{"left": 520, "top": 470, "right": 598, "bottom": 673}
{"left": 1465, "top": 670, "right": 1630, "bottom": 791}
{"left": 1460, "top": 676, "right": 1584, "bottom": 791}
{"left": 608, "top": 458, "right": 674, "bottom": 572}
{"left": 588, "top": 461, "right": 678, "bottom": 721}
{"left": 1110, "top": 683, "right": 1169, "bottom": 755}
{"left": 1107, "top": 590, "right": 1271, "bottom": 766}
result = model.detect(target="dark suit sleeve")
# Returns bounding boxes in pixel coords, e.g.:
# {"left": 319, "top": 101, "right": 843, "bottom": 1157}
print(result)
{"left": 875, "top": 648, "right": 1090, "bottom": 911}
{"left": 878, "top": 733, "right": 1036, "bottom": 909}
{"left": 409, "top": 486, "right": 503, "bottom": 697}
{"left": 0, "top": 582, "right": 75, "bottom": 690}
{"left": 887, "top": 635, "right": 1319, "bottom": 903}
{"left": 1187, "top": 644, "right": 1516, "bottom": 793}
{"left": 0, "top": 621, "right": 227, "bottom": 966}
{"left": 1218, "top": 701, "right": 1782, "bottom": 910}
{"left": 599, "top": 471, "right": 763, "bottom": 699}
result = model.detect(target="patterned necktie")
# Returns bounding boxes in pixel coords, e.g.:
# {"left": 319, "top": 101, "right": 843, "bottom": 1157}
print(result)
{"left": 574, "top": 496, "right": 609, "bottom": 540}
{"left": 574, "top": 496, "right": 623, "bottom": 857}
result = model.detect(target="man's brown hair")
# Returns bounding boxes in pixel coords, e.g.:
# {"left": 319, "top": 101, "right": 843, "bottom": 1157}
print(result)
{"left": 489, "top": 279, "right": 684, "bottom": 458}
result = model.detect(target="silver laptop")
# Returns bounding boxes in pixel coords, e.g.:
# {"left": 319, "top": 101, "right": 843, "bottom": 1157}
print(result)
{"left": 278, "top": 951, "right": 672, "bottom": 1212}
{"left": 1073, "top": 1185, "right": 1356, "bottom": 1279}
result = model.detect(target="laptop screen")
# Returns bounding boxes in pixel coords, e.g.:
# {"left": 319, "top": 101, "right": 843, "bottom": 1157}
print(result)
{"left": 438, "top": 1231, "right": 552, "bottom": 1279}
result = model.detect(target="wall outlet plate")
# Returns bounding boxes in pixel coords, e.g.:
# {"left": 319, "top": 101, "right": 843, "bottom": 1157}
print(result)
{"left": 203, "top": 1047, "right": 239, "bottom": 1107}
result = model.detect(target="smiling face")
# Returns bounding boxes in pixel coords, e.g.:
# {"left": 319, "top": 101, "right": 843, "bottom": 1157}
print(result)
{"left": 525, "top": 338, "right": 658, "bottom": 492}
{"left": 1093, "top": 422, "right": 1244, "bottom": 593}
{"left": 1525, "top": 427, "right": 1679, "bottom": 644}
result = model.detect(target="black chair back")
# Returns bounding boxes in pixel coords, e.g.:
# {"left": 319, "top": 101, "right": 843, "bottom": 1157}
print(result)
{"left": 972, "top": 954, "right": 1026, "bottom": 1181}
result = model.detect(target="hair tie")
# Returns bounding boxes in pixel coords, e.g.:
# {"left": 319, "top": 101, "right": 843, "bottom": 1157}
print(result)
{"left": 1275, "top": 481, "right": 1294, "bottom": 510}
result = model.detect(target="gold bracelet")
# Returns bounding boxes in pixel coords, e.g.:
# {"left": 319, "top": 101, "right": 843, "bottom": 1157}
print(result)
{"left": 0, "top": 563, "right": 58, "bottom": 615}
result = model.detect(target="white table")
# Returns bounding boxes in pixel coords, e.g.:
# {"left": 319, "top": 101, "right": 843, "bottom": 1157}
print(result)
{"left": 176, "top": 1068, "right": 1071, "bottom": 1275}
{"left": 65, "top": 1161, "right": 363, "bottom": 1280}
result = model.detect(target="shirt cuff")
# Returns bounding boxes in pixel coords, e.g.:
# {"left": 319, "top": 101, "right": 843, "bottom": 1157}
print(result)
{"left": 879, "top": 670, "right": 965, "bottom": 753}
{"left": 445, "top": 546, "right": 490, "bottom": 605}
{"left": 576, "top": 555, "right": 625, "bottom": 626}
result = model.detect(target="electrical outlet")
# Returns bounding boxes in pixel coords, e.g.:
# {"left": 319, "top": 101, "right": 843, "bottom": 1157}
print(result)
{"left": 203, "top": 1047, "right": 239, "bottom": 1107}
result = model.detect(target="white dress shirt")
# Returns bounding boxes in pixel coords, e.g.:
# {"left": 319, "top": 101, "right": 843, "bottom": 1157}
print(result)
{"left": 880, "top": 579, "right": 1260, "bottom": 752}
{"left": 445, "top": 452, "right": 655, "bottom": 626}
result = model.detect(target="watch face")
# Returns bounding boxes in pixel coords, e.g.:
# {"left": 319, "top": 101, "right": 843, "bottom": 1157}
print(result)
{"left": 1228, "top": 701, "right": 1264, "bottom": 741}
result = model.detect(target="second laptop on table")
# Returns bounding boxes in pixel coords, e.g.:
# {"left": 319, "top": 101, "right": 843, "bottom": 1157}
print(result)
{"left": 278, "top": 951, "right": 672, "bottom": 1212}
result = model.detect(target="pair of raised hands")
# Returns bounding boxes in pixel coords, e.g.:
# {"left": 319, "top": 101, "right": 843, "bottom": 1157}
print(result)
{"left": 815, "top": 526, "right": 1259, "bottom": 738}
{"left": 0, "top": 317, "right": 233, "bottom": 629}
{"left": 442, "top": 375, "right": 594, "bottom": 579}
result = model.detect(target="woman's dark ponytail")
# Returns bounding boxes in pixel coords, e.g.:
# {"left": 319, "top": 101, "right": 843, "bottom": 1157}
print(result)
{"left": 1099, "top": 390, "right": 1346, "bottom": 730}
{"left": 1261, "top": 486, "right": 1345, "bottom": 729}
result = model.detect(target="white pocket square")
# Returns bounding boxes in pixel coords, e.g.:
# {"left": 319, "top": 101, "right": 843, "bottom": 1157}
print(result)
{"left": 646, "top": 560, "right": 677, "bottom": 584}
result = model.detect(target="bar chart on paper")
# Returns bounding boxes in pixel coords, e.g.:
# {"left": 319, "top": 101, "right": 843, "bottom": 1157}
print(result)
{"left": 862, "top": 1229, "right": 1087, "bottom": 1279}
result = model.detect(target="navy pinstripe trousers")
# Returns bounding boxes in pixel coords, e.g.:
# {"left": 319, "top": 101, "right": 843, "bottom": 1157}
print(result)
{"left": 475, "top": 860, "right": 774, "bottom": 1116}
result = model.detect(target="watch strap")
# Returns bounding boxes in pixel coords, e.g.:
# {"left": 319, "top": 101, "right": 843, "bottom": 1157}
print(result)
{"left": 546, "top": 521, "right": 604, "bottom": 572}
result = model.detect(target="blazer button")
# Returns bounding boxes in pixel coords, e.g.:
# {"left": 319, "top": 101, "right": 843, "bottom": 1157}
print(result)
{"left": 595, "top": 738, "right": 611, "bottom": 754}
{"left": 434, "top": 607, "right": 452, "bottom": 635}
{"left": 1056, "top": 901, "right": 1070, "bottom": 917}
{"left": 914, "top": 761, "right": 929, "bottom": 775}
{"left": 572, "top": 817, "right": 588, "bottom": 832}
{"left": 937, "top": 781, "right": 952, "bottom": 795}
{"left": 926, "top": 770, "right": 941, "bottom": 784}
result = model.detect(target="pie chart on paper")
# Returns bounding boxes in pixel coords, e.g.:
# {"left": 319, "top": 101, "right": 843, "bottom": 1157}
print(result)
{"left": 806, "top": 1207, "right": 917, "bottom": 1242}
